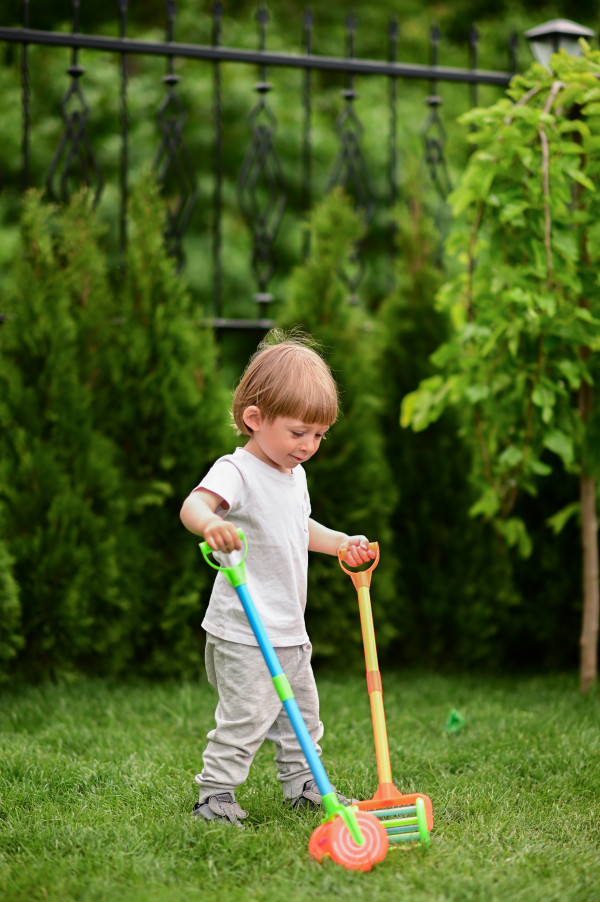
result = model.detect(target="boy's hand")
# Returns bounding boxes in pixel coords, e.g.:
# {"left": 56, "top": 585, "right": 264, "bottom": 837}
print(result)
{"left": 204, "top": 518, "right": 242, "bottom": 554}
{"left": 339, "top": 535, "right": 376, "bottom": 567}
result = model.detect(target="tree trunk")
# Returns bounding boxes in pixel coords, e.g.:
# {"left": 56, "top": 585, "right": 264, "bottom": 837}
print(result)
{"left": 579, "top": 382, "right": 599, "bottom": 694}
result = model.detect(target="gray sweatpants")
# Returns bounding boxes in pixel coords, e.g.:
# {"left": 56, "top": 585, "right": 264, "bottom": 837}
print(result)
{"left": 195, "top": 633, "right": 324, "bottom": 803}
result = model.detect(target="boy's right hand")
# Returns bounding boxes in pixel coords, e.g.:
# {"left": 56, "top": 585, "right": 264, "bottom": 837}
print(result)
{"left": 203, "top": 518, "right": 242, "bottom": 554}
{"left": 180, "top": 489, "right": 241, "bottom": 552}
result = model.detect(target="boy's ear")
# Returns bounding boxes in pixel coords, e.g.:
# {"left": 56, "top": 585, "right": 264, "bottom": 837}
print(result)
{"left": 242, "top": 405, "right": 262, "bottom": 433}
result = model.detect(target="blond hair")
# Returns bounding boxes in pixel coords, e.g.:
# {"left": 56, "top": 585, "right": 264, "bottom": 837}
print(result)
{"left": 232, "top": 330, "right": 339, "bottom": 436}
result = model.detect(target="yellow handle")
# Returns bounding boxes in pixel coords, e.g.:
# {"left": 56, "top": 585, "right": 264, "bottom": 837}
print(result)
{"left": 337, "top": 541, "right": 380, "bottom": 590}
{"left": 341, "top": 547, "right": 394, "bottom": 788}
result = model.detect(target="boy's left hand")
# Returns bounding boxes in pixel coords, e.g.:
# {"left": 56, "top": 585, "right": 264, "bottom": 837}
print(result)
{"left": 339, "top": 535, "right": 376, "bottom": 567}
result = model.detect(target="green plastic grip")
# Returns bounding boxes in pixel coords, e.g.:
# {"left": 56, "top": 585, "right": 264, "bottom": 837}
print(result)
{"left": 199, "top": 528, "right": 248, "bottom": 588}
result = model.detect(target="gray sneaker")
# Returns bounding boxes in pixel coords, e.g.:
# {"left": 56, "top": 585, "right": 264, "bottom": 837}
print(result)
{"left": 192, "top": 793, "right": 249, "bottom": 828}
{"left": 290, "top": 779, "right": 357, "bottom": 811}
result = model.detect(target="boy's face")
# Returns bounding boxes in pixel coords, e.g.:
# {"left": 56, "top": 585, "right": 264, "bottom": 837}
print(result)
{"left": 243, "top": 410, "right": 330, "bottom": 473}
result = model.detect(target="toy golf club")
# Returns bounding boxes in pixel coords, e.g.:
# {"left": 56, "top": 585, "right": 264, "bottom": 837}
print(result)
{"left": 199, "top": 530, "right": 389, "bottom": 871}
{"left": 339, "top": 542, "right": 433, "bottom": 845}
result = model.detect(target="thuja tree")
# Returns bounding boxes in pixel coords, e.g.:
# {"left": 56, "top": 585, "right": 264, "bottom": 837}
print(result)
{"left": 0, "top": 190, "right": 127, "bottom": 678}
{"left": 0, "top": 536, "right": 22, "bottom": 677}
{"left": 279, "top": 188, "right": 397, "bottom": 667}
{"left": 93, "top": 176, "right": 232, "bottom": 676}
{"left": 0, "top": 181, "right": 231, "bottom": 679}
{"left": 402, "top": 46, "right": 600, "bottom": 692}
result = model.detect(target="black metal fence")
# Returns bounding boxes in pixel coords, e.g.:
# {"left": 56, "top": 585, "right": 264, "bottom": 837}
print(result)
{"left": 0, "top": 1, "right": 524, "bottom": 329}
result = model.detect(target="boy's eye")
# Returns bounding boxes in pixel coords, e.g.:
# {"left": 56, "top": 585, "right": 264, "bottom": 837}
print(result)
{"left": 290, "top": 429, "right": 327, "bottom": 439}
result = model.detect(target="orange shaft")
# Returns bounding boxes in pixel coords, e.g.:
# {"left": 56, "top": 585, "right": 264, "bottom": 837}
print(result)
{"left": 357, "top": 585, "right": 393, "bottom": 786}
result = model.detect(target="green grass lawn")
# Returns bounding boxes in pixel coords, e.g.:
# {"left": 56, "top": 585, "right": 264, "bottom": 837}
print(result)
{"left": 1, "top": 671, "right": 599, "bottom": 902}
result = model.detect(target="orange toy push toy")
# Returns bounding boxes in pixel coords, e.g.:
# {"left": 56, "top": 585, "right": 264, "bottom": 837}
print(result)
{"left": 338, "top": 543, "right": 433, "bottom": 845}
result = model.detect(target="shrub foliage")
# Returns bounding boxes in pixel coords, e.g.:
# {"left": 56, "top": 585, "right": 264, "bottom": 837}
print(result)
{"left": 0, "top": 181, "right": 231, "bottom": 679}
{"left": 0, "top": 176, "right": 586, "bottom": 679}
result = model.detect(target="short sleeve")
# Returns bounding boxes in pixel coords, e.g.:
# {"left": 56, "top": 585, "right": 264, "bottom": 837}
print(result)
{"left": 198, "top": 456, "right": 246, "bottom": 514}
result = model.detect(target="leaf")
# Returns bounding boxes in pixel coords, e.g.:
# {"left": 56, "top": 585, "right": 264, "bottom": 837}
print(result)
{"left": 480, "top": 322, "right": 507, "bottom": 357}
{"left": 400, "top": 381, "right": 450, "bottom": 432}
{"left": 537, "top": 294, "right": 556, "bottom": 316}
{"left": 469, "top": 487, "right": 500, "bottom": 518}
{"left": 400, "top": 392, "right": 417, "bottom": 429}
{"left": 557, "top": 359, "right": 582, "bottom": 390}
{"left": 543, "top": 429, "right": 574, "bottom": 466}
{"left": 582, "top": 101, "right": 600, "bottom": 116}
{"left": 496, "top": 517, "right": 533, "bottom": 558}
{"left": 565, "top": 167, "right": 595, "bottom": 191}
{"left": 530, "top": 458, "right": 552, "bottom": 476}
{"left": 532, "top": 384, "right": 555, "bottom": 424}
{"left": 431, "top": 341, "right": 461, "bottom": 367}
{"left": 557, "top": 141, "right": 585, "bottom": 156}
{"left": 552, "top": 229, "right": 579, "bottom": 263}
{"left": 498, "top": 444, "right": 523, "bottom": 468}
{"left": 582, "top": 135, "right": 600, "bottom": 154}
{"left": 465, "top": 383, "right": 490, "bottom": 403}
{"left": 498, "top": 202, "right": 529, "bottom": 225}
{"left": 507, "top": 322, "right": 522, "bottom": 357}
{"left": 505, "top": 286, "right": 534, "bottom": 307}
{"left": 558, "top": 117, "right": 589, "bottom": 137}
{"left": 585, "top": 220, "right": 600, "bottom": 260}
{"left": 547, "top": 502, "right": 580, "bottom": 535}
{"left": 450, "top": 185, "right": 477, "bottom": 217}
{"left": 400, "top": 376, "right": 456, "bottom": 432}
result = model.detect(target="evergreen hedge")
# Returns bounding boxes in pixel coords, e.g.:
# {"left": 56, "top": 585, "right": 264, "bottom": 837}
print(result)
{"left": 0, "top": 179, "right": 584, "bottom": 680}
{"left": 0, "top": 191, "right": 127, "bottom": 679}
{"left": 0, "top": 181, "right": 231, "bottom": 680}
{"left": 89, "top": 178, "right": 233, "bottom": 677}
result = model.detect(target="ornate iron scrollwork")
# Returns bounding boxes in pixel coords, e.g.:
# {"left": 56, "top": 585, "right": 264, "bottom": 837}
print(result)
{"left": 153, "top": 1, "right": 198, "bottom": 267}
{"left": 327, "top": 15, "right": 376, "bottom": 298}
{"left": 327, "top": 16, "right": 376, "bottom": 224}
{"left": 422, "top": 24, "right": 452, "bottom": 200}
{"left": 46, "top": 0, "right": 103, "bottom": 206}
{"left": 237, "top": 5, "right": 287, "bottom": 309}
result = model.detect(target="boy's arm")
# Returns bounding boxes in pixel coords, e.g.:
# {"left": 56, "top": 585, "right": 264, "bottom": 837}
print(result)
{"left": 308, "top": 518, "right": 376, "bottom": 566}
{"left": 180, "top": 488, "right": 242, "bottom": 552}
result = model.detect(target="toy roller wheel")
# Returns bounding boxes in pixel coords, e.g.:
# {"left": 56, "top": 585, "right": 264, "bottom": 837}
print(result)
{"left": 308, "top": 822, "right": 332, "bottom": 862}
{"left": 327, "top": 811, "right": 389, "bottom": 872}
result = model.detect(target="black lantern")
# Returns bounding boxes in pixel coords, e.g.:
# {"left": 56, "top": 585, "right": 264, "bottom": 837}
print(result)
{"left": 524, "top": 18, "right": 595, "bottom": 69}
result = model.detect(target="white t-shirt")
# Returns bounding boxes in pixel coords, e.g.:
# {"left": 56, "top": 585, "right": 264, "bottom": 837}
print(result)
{"left": 197, "top": 446, "right": 312, "bottom": 647}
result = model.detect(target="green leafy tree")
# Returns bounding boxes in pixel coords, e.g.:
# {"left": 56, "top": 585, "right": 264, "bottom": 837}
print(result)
{"left": 279, "top": 188, "right": 397, "bottom": 667}
{"left": 402, "top": 45, "right": 600, "bottom": 692}
{"left": 378, "top": 193, "right": 520, "bottom": 670}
